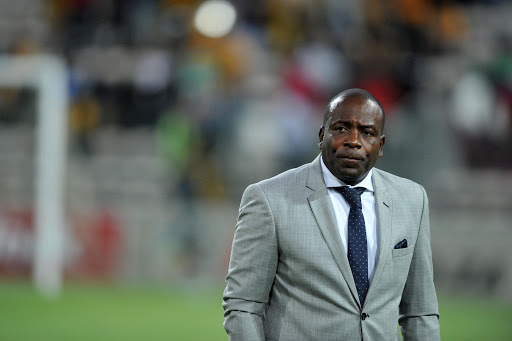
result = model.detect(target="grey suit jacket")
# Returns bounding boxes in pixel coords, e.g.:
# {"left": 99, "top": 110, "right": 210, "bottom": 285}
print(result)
{"left": 223, "top": 155, "right": 440, "bottom": 341}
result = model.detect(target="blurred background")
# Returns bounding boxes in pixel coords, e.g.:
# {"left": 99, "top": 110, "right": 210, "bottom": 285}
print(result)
{"left": 0, "top": 0, "right": 511, "bottom": 339}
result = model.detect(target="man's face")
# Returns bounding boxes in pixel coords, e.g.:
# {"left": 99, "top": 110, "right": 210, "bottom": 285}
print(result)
{"left": 319, "top": 96, "right": 385, "bottom": 185}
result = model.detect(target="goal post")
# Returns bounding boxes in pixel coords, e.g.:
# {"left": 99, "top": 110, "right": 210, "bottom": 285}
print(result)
{"left": 0, "top": 55, "right": 68, "bottom": 297}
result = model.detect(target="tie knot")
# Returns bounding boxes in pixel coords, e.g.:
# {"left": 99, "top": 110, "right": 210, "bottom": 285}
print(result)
{"left": 339, "top": 186, "right": 365, "bottom": 209}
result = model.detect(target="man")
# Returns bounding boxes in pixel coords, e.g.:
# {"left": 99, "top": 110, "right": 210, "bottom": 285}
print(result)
{"left": 223, "top": 88, "right": 440, "bottom": 340}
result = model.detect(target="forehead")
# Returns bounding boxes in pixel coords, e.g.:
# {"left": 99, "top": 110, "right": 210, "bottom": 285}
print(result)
{"left": 328, "top": 96, "right": 382, "bottom": 126}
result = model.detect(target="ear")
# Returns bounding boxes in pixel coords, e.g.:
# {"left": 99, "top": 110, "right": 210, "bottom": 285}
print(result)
{"left": 378, "top": 135, "right": 386, "bottom": 158}
{"left": 318, "top": 126, "right": 324, "bottom": 150}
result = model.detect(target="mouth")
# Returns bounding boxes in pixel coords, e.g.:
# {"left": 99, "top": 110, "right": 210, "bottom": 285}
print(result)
{"left": 338, "top": 154, "right": 364, "bottom": 162}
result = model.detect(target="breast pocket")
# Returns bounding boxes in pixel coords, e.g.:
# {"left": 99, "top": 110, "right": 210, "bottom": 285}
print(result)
{"left": 392, "top": 246, "right": 414, "bottom": 257}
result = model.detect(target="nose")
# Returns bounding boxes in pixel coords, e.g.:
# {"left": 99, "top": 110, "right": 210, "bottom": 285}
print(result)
{"left": 344, "top": 129, "right": 361, "bottom": 148}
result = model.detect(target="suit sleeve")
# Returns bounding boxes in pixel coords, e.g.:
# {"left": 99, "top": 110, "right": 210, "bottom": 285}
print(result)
{"left": 223, "top": 184, "right": 278, "bottom": 341}
{"left": 399, "top": 185, "right": 441, "bottom": 341}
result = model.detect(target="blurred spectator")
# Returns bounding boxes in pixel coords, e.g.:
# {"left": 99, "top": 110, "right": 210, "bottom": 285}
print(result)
{"left": 0, "top": 38, "right": 41, "bottom": 124}
{"left": 451, "top": 68, "right": 510, "bottom": 167}
{"left": 130, "top": 47, "right": 174, "bottom": 126}
{"left": 69, "top": 90, "right": 101, "bottom": 156}
{"left": 489, "top": 33, "right": 512, "bottom": 167}
{"left": 286, "top": 38, "right": 352, "bottom": 103}
{"left": 155, "top": 104, "right": 200, "bottom": 199}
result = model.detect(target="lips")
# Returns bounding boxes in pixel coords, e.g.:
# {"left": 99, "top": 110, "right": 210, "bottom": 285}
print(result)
{"left": 338, "top": 153, "right": 364, "bottom": 161}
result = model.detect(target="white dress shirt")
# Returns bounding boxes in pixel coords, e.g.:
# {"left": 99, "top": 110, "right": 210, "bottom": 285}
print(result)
{"left": 320, "top": 157, "right": 379, "bottom": 282}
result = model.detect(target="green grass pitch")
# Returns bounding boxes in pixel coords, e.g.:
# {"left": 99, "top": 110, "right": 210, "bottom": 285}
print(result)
{"left": 0, "top": 281, "right": 510, "bottom": 340}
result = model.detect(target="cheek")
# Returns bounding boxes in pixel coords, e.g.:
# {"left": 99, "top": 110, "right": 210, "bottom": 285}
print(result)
{"left": 362, "top": 146, "right": 379, "bottom": 159}
{"left": 327, "top": 135, "right": 343, "bottom": 148}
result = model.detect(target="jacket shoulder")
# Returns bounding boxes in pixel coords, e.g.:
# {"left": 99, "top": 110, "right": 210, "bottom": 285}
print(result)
{"left": 373, "top": 168, "right": 425, "bottom": 198}
{"left": 240, "top": 161, "right": 315, "bottom": 203}
{"left": 256, "top": 162, "right": 310, "bottom": 191}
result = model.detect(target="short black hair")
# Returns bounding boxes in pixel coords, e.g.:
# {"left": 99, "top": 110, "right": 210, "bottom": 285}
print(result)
{"left": 322, "top": 88, "right": 385, "bottom": 132}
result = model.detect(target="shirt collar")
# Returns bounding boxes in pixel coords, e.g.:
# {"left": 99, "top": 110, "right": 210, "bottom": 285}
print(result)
{"left": 320, "top": 156, "right": 374, "bottom": 192}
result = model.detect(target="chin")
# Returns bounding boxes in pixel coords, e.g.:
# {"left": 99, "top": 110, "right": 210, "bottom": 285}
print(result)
{"left": 336, "top": 167, "right": 360, "bottom": 177}
{"left": 337, "top": 174, "right": 362, "bottom": 184}
{"left": 335, "top": 167, "right": 366, "bottom": 182}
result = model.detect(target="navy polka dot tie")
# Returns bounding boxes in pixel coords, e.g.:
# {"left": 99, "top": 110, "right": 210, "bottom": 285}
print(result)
{"left": 339, "top": 186, "right": 369, "bottom": 305}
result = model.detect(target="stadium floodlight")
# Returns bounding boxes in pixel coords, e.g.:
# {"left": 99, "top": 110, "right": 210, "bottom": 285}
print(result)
{"left": 0, "top": 55, "right": 68, "bottom": 298}
{"left": 193, "top": 0, "right": 237, "bottom": 38}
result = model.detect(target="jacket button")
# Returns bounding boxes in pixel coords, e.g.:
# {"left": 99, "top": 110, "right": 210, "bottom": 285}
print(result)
{"left": 361, "top": 313, "right": 368, "bottom": 320}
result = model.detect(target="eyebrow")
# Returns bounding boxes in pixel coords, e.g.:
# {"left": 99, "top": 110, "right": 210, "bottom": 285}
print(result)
{"left": 330, "top": 120, "right": 378, "bottom": 129}
{"left": 359, "top": 125, "right": 377, "bottom": 130}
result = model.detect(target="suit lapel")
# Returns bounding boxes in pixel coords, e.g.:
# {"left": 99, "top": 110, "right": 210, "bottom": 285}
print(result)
{"left": 306, "top": 156, "right": 360, "bottom": 305}
{"left": 364, "top": 169, "right": 393, "bottom": 306}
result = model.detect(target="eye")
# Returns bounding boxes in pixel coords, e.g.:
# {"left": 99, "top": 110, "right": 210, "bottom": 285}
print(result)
{"left": 362, "top": 129, "right": 375, "bottom": 136}
{"left": 333, "top": 126, "right": 347, "bottom": 132}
